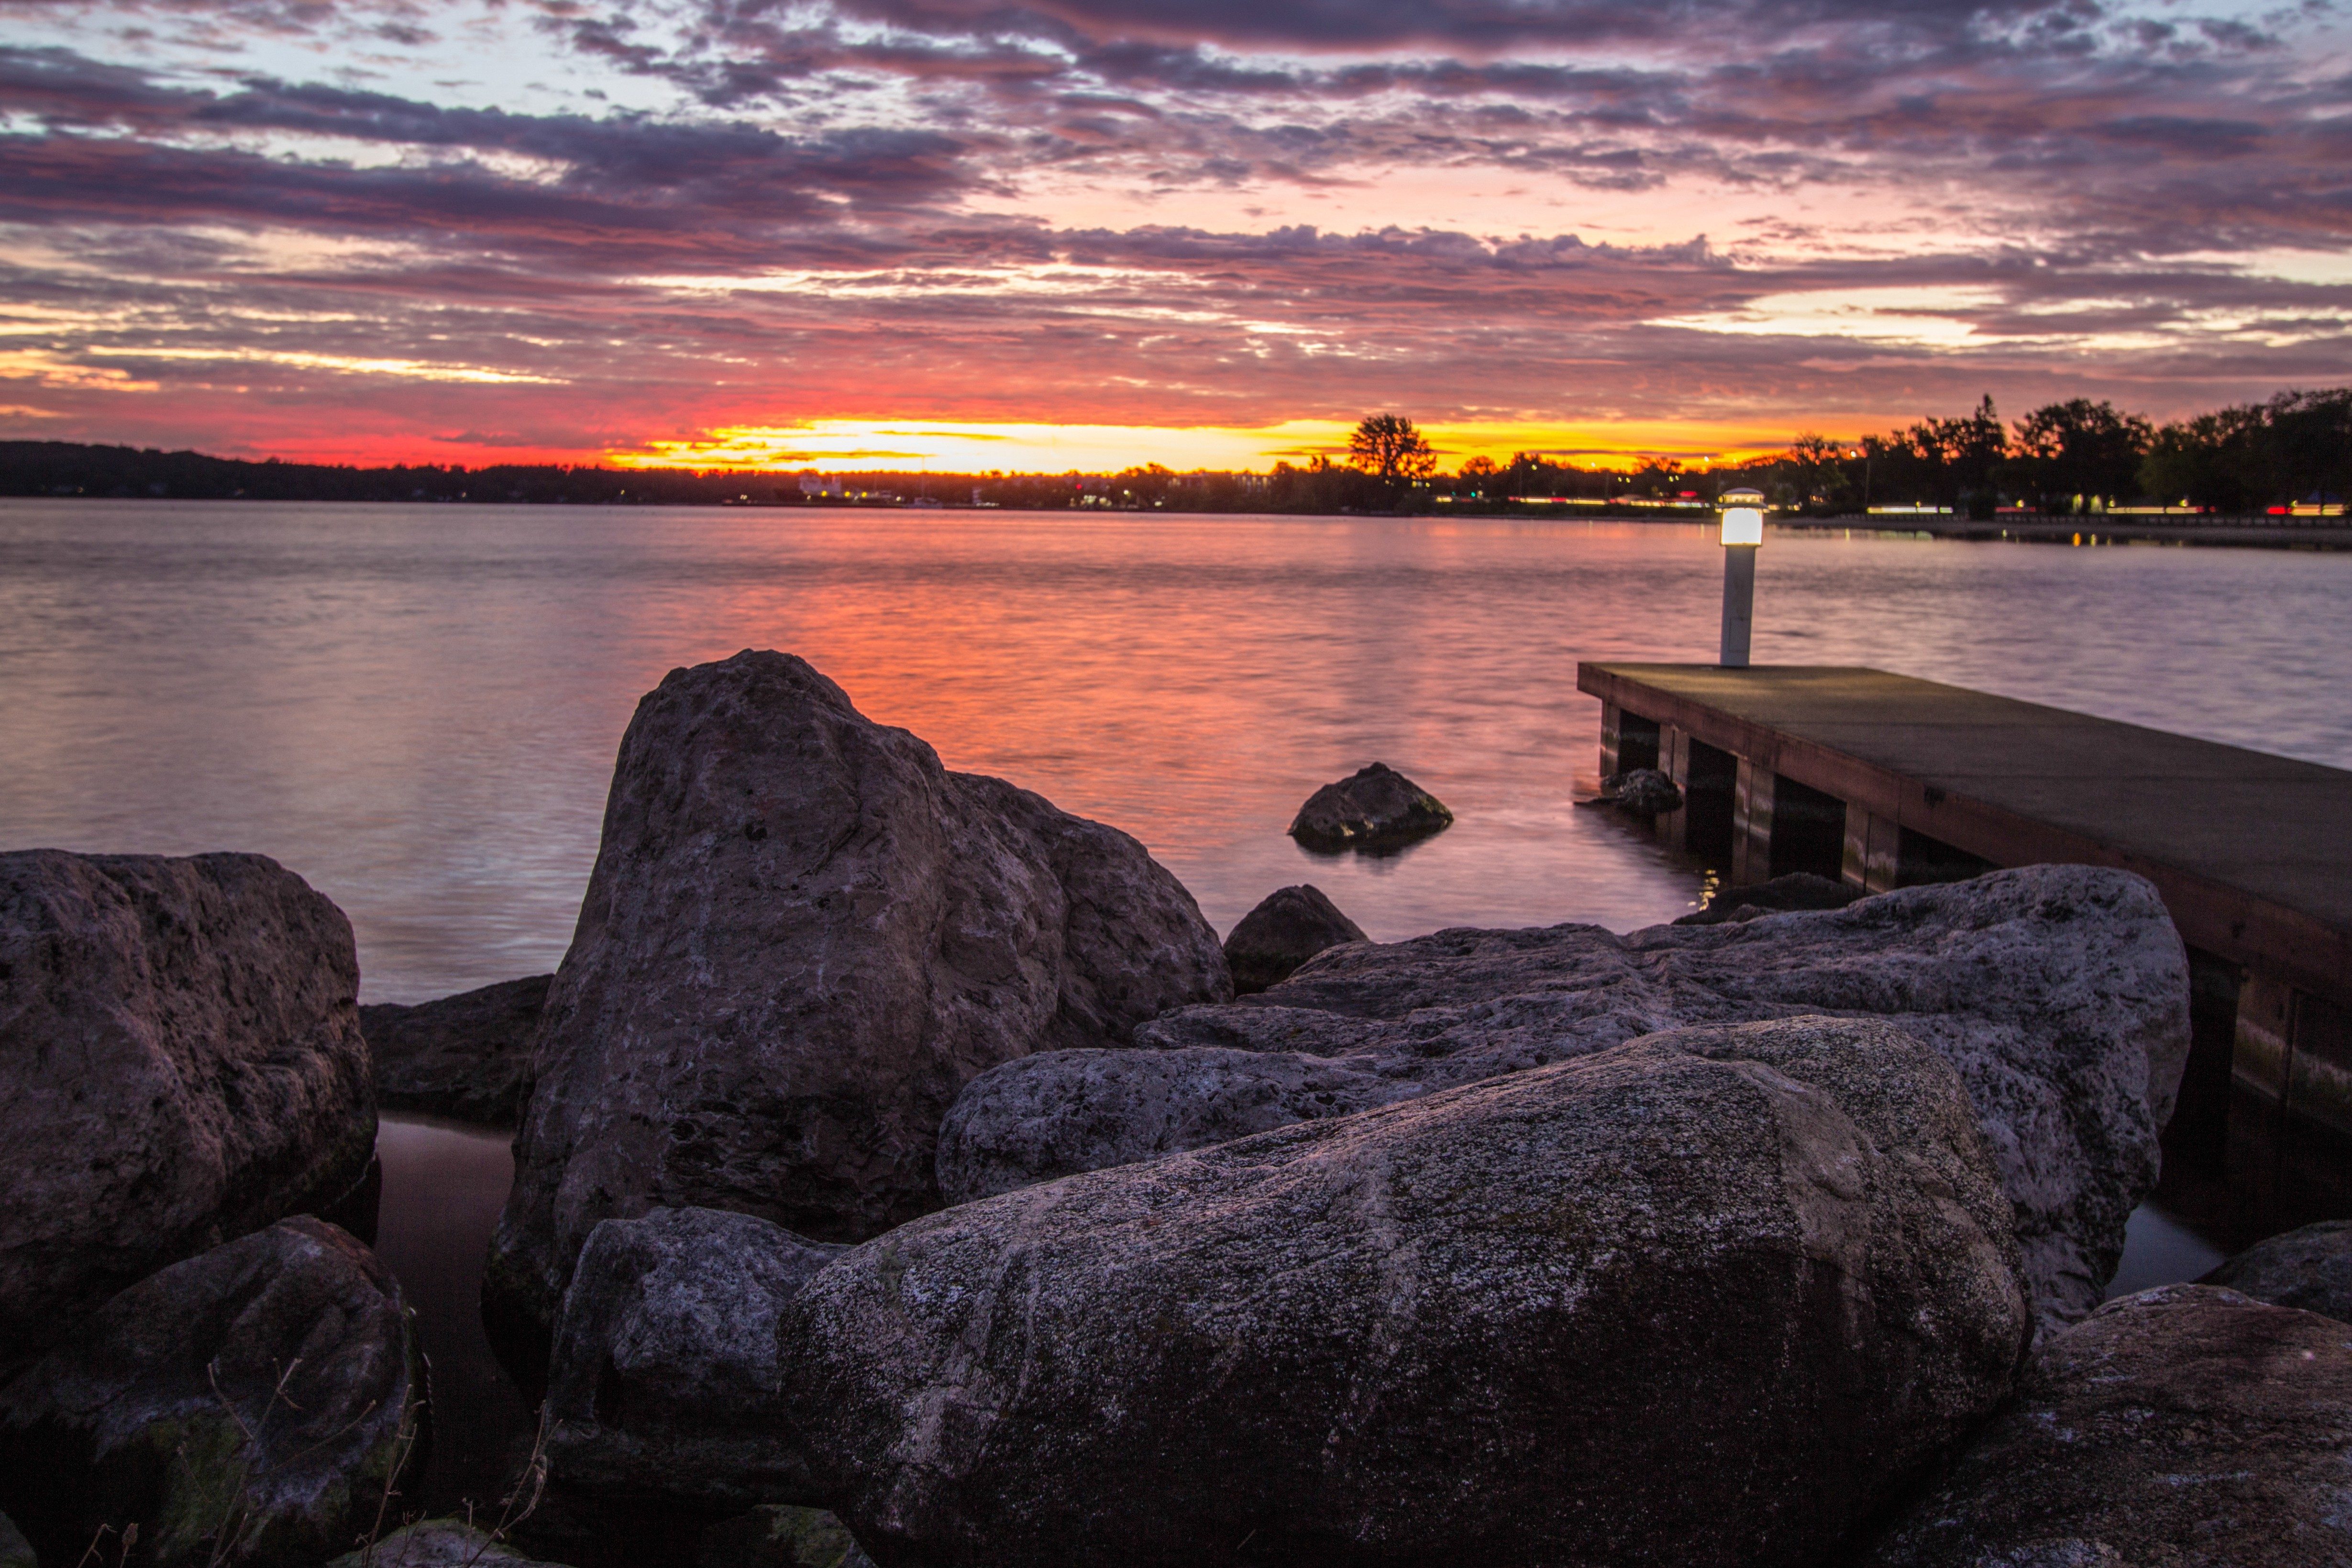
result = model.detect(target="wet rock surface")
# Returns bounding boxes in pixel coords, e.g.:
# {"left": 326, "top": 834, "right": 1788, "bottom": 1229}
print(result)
{"left": 361, "top": 974, "right": 552, "bottom": 1128}
{"left": 939, "top": 865, "right": 2189, "bottom": 1332}
{"left": 1673, "top": 871, "right": 1861, "bottom": 925}
{"left": 1605, "top": 766, "right": 1683, "bottom": 816}
{"left": 0, "top": 1217, "right": 425, "bottom": 1568}
{"left": 796, "top": 1017, "right": 2030, "bottom": 1568}
{"left": 488, "top": 650, "right": 1231, "bottom": 1341}
{"left": 1221, "top": 883, "right": 1368, "bottom": 994}
{"left": 0, "top": 849, "right": 375, "bottom": 1378}
{"left": 1860, "top": 1283, "right": 2352, "bottom": 1567}
{"left": 1287, "top": 762, "right": 1453, "bottom": 851}
{"left": 545, "top": 1207, "right": 846, "bottom": 1510}
{"left": 2199, "top": 1218, "right": 2352, "bottom": 1323}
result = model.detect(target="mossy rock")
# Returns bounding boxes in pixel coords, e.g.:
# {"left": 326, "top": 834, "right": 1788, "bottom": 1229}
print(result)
{"left": 0, "top": 1509, "right": 35, "bottom": 1568}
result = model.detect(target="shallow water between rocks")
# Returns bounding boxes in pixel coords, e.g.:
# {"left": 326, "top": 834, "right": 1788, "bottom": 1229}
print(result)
{"left": 7, "top": 500, "right": 2347, "bottom": 1512}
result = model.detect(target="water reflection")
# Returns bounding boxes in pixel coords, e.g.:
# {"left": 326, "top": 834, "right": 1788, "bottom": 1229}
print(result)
{"left": 373, "top": 1116, "right": 531, "bottom": 1513}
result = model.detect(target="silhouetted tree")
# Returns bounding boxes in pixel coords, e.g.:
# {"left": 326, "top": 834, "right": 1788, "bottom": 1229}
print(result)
{"left": 2012, "top": 399, "right": 2152, "bottom": 512}
{"left": 1348, "top": 414, "right": 1437, "bottom": 484}
{"left": 1783, "top": 434, "right": 1851, "bottom": 511}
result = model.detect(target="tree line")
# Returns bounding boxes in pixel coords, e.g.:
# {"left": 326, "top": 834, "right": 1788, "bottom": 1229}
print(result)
{"left": 1765, "top": 387, "right": 2352, "bottom": 518}
{"left": 2, "top": 384, "right": 2341, "bottom": 516}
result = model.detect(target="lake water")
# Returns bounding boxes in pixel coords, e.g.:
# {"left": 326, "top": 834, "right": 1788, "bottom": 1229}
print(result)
{"left": 7, "top": 500, "right": 2348, "bottom": 1509}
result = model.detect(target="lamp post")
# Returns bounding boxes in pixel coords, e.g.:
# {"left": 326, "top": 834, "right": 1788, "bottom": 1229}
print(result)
{"left": 1717, "top": 486, "right": 1765, "bottom": 667}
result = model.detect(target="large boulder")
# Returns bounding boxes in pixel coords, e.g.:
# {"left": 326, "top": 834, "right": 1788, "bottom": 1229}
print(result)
{"left": 0, "top": 850, "right": 375, "bottom": 1378}
{"left": 545, "top": 1207, "right": 845, "bottom": 1510}
{"left": 1287, "top": 762, "right": 1452, "bottom": 851}
{"left": 789, "top": 1017, "right": 2028, "bottom": 1568}
{"left": 486, "top": 651, "right": 1230, "bottom": 1342}
{"left": 1860, "top": 1283, "right": 2352, "bottom": 1567}
{"left": 937, "top": 864, "right": 2189, "bottom": 1333}
{"left": 1221, "top": 884, "right": 1367, "bottom": 994}
{"left": 0, "top": 1217, "right": 425, "bottom": 1568}
{"left": 361, "top": 974, "right": 552, "bottom": 1127}
{"left": 2199, "top": 1218, "right": 2352, "bottom": 1322}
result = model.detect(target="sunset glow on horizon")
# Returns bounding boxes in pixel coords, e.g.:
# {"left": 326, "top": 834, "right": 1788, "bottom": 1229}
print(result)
{"left": 608, "top": 419, "right": 1820, "bottom": 475}
{"left": 0, "top": 0, "right": 2345, "bottom": 467}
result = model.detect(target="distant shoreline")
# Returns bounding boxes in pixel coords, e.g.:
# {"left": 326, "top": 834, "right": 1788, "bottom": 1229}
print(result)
{"left": 9, "top": 490, "right": 2351, "bottom": 550}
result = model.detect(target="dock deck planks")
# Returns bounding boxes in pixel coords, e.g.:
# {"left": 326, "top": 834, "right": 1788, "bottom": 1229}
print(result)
{"left": 1574, "top": 663, "right": 2352, "bottom": 1001}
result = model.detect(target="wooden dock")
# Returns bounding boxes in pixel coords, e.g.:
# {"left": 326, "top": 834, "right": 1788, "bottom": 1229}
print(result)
{"left": 1577, "top": 662, "right": 2352, "bottom": 1222}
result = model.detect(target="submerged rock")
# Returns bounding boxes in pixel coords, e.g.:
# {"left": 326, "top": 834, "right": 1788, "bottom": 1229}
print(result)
{"left": 0, "top": 849, "right": 376, "bottom": 1378}
{"left": 1860, "top": 1284, "right": 2352, "bottom": 1567}
{"left": 326, "top": 1520, "right": 573, "bottom": 1568}
{"left": 0, "top": 1217, "right": 426, "bottom": 1568}
{"left": 2199, "top": 1218, "right": 2352, "bottom": 1322}
{"left": 1605, "top": 766, "right": 1683, "bottom": 816}
{"left": 487, "top": 651, "right": 1230, "bottom": 1343}
{"left": 361, "top": 974, "right": 552, "bottom": 1127}
{"left": 545, "top": 1207, "right": 845, "bottom": 1509}
{"left": 938, "top": 864, "right": 2189, "bottom": 1333}
{"left": 1673, "top": 871, "right": 1861, "bottom": 925}
{"left": 1287, "top": 762, "right": 1452, "bottom": 851}
{"left": 1221, "top": 884, "right": 1367, "bottom": 994}
{"left": 796, "top": 1017, "right": 2028, "bottom": 1568}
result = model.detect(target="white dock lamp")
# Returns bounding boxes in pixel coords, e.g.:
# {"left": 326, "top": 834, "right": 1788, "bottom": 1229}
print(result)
{"left": 1717, "top": 487, "right": 1766, "bottom": 667}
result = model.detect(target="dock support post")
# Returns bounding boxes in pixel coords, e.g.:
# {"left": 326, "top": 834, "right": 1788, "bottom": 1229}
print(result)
{"left": 2229, "top": 972, "right": 2296, "bottom": 1213}
{"left": 1655, "top": 725, "right": 1689, "bottom": 851}
{"left": 1840, "top": 804, "right": 1899, "bottom": 892}
{"left": 1600, "top": 702, "right": 1623, "bottom": 781}
{"left": 1720, "top": 544, "right": 1756, "bottom": 667}
{"left": 2227, "top": 973, "right": 2352, "bottom": 1223}
{"left": 1732, "top": 757, "right": 1773, "bottom": 885}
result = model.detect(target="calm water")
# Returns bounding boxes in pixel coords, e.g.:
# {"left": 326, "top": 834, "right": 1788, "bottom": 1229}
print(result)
{"left": 9, "top": 501, "right": 2352, "bottom": 1001}
{"left": 5, "top": 501, "right": 2344, "bottom": 1506}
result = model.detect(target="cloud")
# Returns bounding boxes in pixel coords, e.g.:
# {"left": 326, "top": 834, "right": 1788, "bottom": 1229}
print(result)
{"left": 0, "top": 1, "right": 2341, "bottom": 463}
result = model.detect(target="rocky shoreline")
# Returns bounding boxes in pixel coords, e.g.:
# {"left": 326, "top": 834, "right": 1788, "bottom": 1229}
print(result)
{"left": 3, "top": 648, "right": 2347, "bottom": 1567}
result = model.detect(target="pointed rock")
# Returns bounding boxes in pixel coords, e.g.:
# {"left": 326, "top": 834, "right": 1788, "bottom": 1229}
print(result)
{"left": 1222, "top": 884, "right": 1368, "bottom": 994}
{"left": 486, "top": 651, "right": 1231, "bottom": 1345}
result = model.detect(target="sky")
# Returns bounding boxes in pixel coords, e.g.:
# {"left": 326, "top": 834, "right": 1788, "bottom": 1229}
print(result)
{"left": 1, "top": 0, "right": 2348, "bottom": 471}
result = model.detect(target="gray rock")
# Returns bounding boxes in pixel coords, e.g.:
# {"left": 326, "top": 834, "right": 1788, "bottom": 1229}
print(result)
{"left": 938, "top": 864, "right": 2189, "bottom": 1333}
{"left": 486, "top": 651, "right": 1232, "bottom": 1341}
{"left": 794, "top": 1017, "right": 2029, "bottom": 1568}
{"left": 361, "top": 974, "right": 552, "bottom": 1128}
{"left": 1221, "top": 884, "right": 1367, "bottom": 994}
{"left": 1674, "top": 871, "right": 1861, "bottom": 925}
{"left": 327, "top": 1519, "right": 574, "bottom": 1568}
{"left": 545, "top": 1207, "right": 846, "bottom": 1510}
{"left": 0, "top": 1510, "right": 30, "bottom": 1568}
{"left": 0, "top": 850, "right": 376, "bottom": 1378}
{"left": 0, "top": 1217, "right": 425, "bottom": 1568}
{"left": 2199, "top": 1218, "right": 2352, "bottom": 1322}
{"left": 1859, "top": 1283, "right": 2352, "bottom": 1567}
{"left": 697, "top": 1506, "right": 876, "bottom": 1568}
{"left": 1287, "top": 762, "right": 1453, "bottom": 851}
{"left": 1606, "top": 766, "right": 1683, "bottom": 816}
